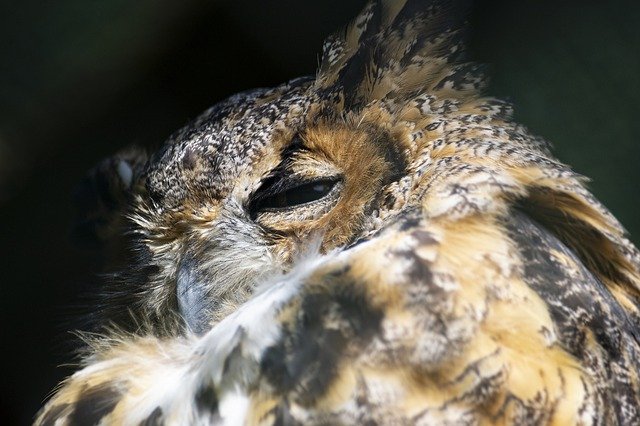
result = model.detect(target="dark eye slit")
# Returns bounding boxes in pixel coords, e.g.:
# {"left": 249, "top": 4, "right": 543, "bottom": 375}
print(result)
{"left": 249, "top": 175, "right": 340, "bottom": 218}
{"left": 248, "top": 134, "right": 340, "bottom": 218}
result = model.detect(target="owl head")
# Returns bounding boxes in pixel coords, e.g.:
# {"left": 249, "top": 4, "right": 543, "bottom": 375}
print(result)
{"left": 76, "top": 0, "right": 635, "bottom": 337}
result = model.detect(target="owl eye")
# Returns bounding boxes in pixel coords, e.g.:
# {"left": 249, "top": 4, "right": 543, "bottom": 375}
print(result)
{"left": 250, "top": 177, "right": 340, "bottom": 215}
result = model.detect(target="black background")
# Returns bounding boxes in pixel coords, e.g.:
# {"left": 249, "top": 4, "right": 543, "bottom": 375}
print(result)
{"left": 1, "top": 1, "right": 639, "bottom": 423}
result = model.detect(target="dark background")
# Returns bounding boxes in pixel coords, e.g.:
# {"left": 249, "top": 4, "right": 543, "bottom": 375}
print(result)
{"left": 1, "top": 0, "right": 638, "bottom": 423}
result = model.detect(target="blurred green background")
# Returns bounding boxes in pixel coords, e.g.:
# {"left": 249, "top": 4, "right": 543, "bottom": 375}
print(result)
{"left": 1, "top": 0, "right": 638, "bottom": 422}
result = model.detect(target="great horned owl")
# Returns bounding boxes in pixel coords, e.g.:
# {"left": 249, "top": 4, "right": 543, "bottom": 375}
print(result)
{"left": 36, "top": 0, "right": 640, "bottom": 424}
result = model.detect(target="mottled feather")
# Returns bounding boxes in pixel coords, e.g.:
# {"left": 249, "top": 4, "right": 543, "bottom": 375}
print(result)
{"left": 36, "top": 0, "right": 640, "bottom": 425}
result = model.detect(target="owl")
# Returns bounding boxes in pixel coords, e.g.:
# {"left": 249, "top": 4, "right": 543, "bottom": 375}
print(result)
{"left": 36, "top": 0, "right": 640, "bottom": 425}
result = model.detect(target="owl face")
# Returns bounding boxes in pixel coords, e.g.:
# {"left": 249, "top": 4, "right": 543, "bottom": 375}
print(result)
{"left": 80, "top": 0, "right": 484, "bottom": 336}
{"left": 128, "top": 78, "right": 406, "bottom": 332}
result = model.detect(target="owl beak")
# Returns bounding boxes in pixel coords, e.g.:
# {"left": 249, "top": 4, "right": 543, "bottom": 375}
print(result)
{"left": 177, "top": 257, "right": 211, "bottom": 334}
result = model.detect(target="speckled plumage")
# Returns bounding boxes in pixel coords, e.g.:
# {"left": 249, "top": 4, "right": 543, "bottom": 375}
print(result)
{"left": 37, "top": 1, "right": 640, "bottom": 424}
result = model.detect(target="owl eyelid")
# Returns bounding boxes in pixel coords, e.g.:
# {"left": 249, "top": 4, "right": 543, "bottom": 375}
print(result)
{"left": 248, "top": 176, "right": 342, "bottom": 218}
{"left": 255, "top": 174, "right": 312, "bottom": 199}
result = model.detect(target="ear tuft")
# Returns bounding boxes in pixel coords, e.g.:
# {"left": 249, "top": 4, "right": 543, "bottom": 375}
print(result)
{"left": 316, "top": 0, "right": 475, "bottom": 109}
{"left": 72, "top": 146, "right": 147, "bottom": 251}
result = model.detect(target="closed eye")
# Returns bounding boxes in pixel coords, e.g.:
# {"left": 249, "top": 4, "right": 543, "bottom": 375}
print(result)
{"left": 249, "top": 177, "right": 340, "bottom": 217}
